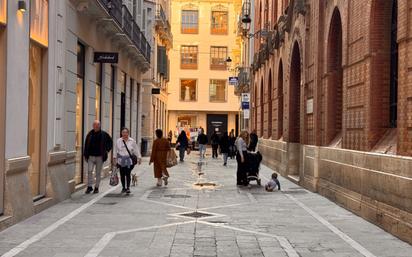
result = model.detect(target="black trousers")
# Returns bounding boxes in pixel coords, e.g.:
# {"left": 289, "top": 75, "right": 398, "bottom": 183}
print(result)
{"left": 119, "top": 166, "right": 133, "bottom": 189}
{"left": 212, "top": 144, "right": 219, "bottom": 158}
{"left": 236, "top": 151, "right": 248, "bottom": 185}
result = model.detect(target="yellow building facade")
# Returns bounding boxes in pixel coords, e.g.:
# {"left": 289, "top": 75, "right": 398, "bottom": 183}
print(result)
{"left": 168, "top": 0, "right": 242, "bottom": 141}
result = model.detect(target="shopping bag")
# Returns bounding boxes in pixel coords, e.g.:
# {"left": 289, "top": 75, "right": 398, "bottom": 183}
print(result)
{"left": 109, "top": 167, "right": 119, "bottom": 186}
{"left": 166, "top": 149, "right": 178, "bottom": 168}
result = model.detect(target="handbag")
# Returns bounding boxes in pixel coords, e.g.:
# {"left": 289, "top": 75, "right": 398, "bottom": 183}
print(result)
{"left": 109, "top": 167, "right": 119, "bottom": 186}
{"left": 166, "top": 149, "right": 178, "bottom": 168}
{"left": 123, "top": 140, "right": 138, "bottom": 166}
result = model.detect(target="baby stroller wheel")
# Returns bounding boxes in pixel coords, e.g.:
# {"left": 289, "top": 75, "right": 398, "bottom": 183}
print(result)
{"left": 257, "top": 179, "right": 261, "bottom": 186}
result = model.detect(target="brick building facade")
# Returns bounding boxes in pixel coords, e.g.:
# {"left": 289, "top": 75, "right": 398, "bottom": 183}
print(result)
{"left": 250, "top": 0, "right": 412, "bottom": 243}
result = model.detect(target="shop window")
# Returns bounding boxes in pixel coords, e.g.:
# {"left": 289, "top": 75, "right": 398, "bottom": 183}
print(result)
{"left": 209, "top": 79, "right": 227, "bottom": 102}
{"left": 181, "top": 45, "right": 198, "bottom": 69}
{"left": 120, "top": 72, "right": 126, "bottom": 130}
{"left": 75, "top": 42, "right": 85, "bottom": 185}
{"left": 130, "top": 78, "right": 134, "bottom": 135}
{"left": 180, "top": 79, "right": 197, "bottom": 102}
{"left": 181, "top": 10, "right": 198, "bottom": 34}
{"left": 178, "top": 115, "right": 197, "bottom": 128}
{"left": 211, "top": 11, "right": 228, "bottom": 34}
{"left": 95, "top": 63, "right": 102, "bottom": 122}
{"left": 210, "top": 46, "right": 227, "bottom": 70}
{"left": 30, "top": 0, "right": 48, "bottom": 47}
{"left": 0, "top": 0, "right": 6, "bottom": 25}
{"left": 28, "top": 44, "right": 44, "bottom": 198}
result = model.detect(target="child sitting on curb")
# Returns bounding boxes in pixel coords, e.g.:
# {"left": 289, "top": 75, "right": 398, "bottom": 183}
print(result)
{"left": 265, "top": 173, "right": 281, "bottom": 192}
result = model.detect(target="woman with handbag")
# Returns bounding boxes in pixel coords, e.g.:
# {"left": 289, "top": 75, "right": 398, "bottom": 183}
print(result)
{"left": 150, "top": 129, "right": 172, "bottom": 186}
{"left": 113, "top": 127, "right": 141, "bottom": 194}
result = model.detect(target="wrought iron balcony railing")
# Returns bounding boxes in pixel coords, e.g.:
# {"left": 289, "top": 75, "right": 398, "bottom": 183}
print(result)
{"left": 156, "top": 4, "right": 167, "bottom": 24}
{"left": 98, "top": 0, "right": 151, "bottom": 63}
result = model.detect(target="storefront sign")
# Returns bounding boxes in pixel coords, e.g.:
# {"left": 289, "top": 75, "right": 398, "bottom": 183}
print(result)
{"left": 93, "top": 52, "right": 119, "bottom": 63}
{"left": 228, "top": 77, "right": 238, "bottom": 86}
{"left": 243, "top": 109, "right": 250, "bottom": 119}
{"left": 151, "top": 88, "right": 161, "bottom": 94}
{"left": 241, "top": 93, "right": 250, "bottom": 102}
{"left": 241, "top": 102, "right": 250, "bottom": 110}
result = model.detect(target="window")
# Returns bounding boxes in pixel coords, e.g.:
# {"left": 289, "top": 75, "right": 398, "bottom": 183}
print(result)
{"left": 130, "top": 78, "right": 134, "bottom": 135}
{"left": 181, "top": 10, "right": 198, "bottom": 34}
{"left": 180, "top": 79, "right": 197, "bottom": 101}
{"left": 209, "top": 80, "right": 227, "bottom": 102}
{"left": 95, "top": 63, "right": 102, "bottom": 121}
{"left": 181, "top": 45, "right": 198, "bottom": 69}
{"left": 75, "top": 42, "right": 85, "bottom": 185}
{"left": 0, "top": 0, "right": 6, "bottom": 25}
{"left": 211, "top": 11, "right": 228, "bottom": 34}
{"left": 30, "top": 0, "right": 48, "bottom": 47}
{"left": 210, "top": 46, "right": 227, "bottom": 70}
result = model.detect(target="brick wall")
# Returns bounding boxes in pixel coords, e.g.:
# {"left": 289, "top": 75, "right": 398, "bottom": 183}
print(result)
{"left": 251, "top": 0, "right": 412, "bottom": 157}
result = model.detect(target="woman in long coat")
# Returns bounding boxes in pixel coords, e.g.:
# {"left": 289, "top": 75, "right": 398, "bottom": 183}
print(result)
{"left": 149, "top": 129, "right": 171, "bottom": 186}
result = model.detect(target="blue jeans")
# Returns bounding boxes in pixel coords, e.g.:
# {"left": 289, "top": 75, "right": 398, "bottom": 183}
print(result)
{"left": 222, "top": 153, "right": 228, "bottom": 164}
{"left": 179, "top": 147, "right": 186, "bottom": 161}
{"left": 199, "top": 144, "right": 206, "bottom": 160}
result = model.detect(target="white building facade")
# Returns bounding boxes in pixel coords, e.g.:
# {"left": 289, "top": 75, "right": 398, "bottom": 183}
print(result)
{"left": 0, "top": 0, "right": 151, "bottom": 229}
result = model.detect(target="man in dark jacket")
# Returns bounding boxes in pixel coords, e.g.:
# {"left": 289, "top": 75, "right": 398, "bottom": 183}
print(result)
{"left": 84, "top": 120, "right": 113, "bottom": 194}
{"left": 197, "top": 128, "right": 208, "bottom": 160}
{"left": 248, "top": 129, "right": 258, "bottom": 152}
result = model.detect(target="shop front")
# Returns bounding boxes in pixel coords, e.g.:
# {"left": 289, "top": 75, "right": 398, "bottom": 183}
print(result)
{"left": 0, "top": 0, "right": 6, "bottom": 214}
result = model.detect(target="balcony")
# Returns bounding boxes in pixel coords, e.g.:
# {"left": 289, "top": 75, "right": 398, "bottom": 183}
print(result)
{"left": 70, "top": 0, "right": 151, "bottom": 71}
{"left": 155, "top": 4, "right": 173, "bottom": 48}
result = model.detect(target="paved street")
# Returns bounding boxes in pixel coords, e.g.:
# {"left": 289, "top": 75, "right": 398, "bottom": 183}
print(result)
{"left": 0, "top": 150, "right": 411, "bottom": 257}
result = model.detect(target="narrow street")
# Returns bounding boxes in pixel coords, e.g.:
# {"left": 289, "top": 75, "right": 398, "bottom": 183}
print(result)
{"left": 0, "top": 150, "right": 410, "bottom": 257}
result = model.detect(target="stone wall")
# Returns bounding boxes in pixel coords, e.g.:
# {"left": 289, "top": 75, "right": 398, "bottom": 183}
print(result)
{"left": 259, "top": 138, "right": 412, "bottom": 244}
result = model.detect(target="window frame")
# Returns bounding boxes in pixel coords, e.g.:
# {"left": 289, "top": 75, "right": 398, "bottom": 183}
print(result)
{"left": 180, "top": 45, "right": 198, "bottom": 69}
{"left": 179, "top": 78, "right": 198, "bottom": 102}
{"left": 211, "top": 11, "right": 228, "bottom": 35}
{"left": 210, "top": 46, "right": 228, "bottom": 70}
{"left": 181, "top": 10, "right": 199, "bottom": 34}
{"left": 209, "top": 79, "right": 228, "bottom": 103}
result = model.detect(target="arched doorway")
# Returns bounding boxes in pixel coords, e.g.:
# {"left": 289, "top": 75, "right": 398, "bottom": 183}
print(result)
{"left": 278, "top": 61, "right": 284, "bottom": 139}
{"left": 260, "top": 79, "right": 264, "bottom": 137}
{"left": 326, "top": 8, "right": 343, "bottom": 145}
{"left": 289, "top": 42, "right": 301, "bottom": 143}
{"left": 268, "top": 71, "right": 273, "bottom": 138}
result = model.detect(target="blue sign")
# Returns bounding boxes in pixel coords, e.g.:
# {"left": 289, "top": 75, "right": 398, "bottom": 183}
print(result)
{"left": 228, "top": 77, "right": 239, "bottom": 85}
{"left": 241, "top": 102, "right": 250, "bottom": 110}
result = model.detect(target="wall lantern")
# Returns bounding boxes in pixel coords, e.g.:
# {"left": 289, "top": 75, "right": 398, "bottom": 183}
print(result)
{"left": 242, "top": 14, "right": 252, "bottom": 24}
{"left": 18, "top": 0, "right": 27, "bottom": 13}
{"left": 226, "top": 57, "right": 232, "bottom": 63}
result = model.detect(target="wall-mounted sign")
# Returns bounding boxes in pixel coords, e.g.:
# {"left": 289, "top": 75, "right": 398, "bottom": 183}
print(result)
{"left": 243, "top": 109, "right": 250, "bottom": 119}
{"left": 151, "top": 88, "right": 161, "bottom": 94}
{"left": 306, "top": 98, "right": 313, "bottom": 114}
{"left": 228, "top": 77, "right": 238, "bottom": 86}
{"left": 241, "top": 102, "right": 250, "bottom": 110}
{"left": 241, "top": 93, "right": 250, "bottom": 102}
{"left": 94, "top": 52, "right": 119, "bottom": 63}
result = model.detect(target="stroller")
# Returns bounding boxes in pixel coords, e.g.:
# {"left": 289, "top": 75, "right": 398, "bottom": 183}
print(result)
{"left": 247, "top": 151, "right": 263, "bottom": 185}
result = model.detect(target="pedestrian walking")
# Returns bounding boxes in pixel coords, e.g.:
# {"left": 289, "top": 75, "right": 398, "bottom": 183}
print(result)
{"left": 229, "top": 131, "right": 236, "bottom": 159}
{"left": 176, "top": 130, "right": 189, "bottom": 162}
{"left": 211, "top": 130, "right": 220, "bottom": 159}
{"left": 219, "top": 132, "right": 230, "bottom": 166}
{"left": 236, "top": 130, "right": 249, "bottom": 186}
{"left": 248, "top": 129, "right": 258, "bottom": 152}
{"left": 114, "top": 127, "right": 141, "bottom": 194}
{"left": 197, "top": 128, "right": 208, "bottom": 160}
{"left": 83, "top": 120, "right": 113, "bottom": 194}
{"left": 150, "top": 129, "right": 171, "bottom": 186}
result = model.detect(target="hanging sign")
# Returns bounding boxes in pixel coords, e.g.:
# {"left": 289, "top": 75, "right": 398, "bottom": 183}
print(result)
{"left": 94, "top": 52, "right": 119, "bottom": 63}
{"left": 228, "top": 77, "right": 239, "bottom": 86}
